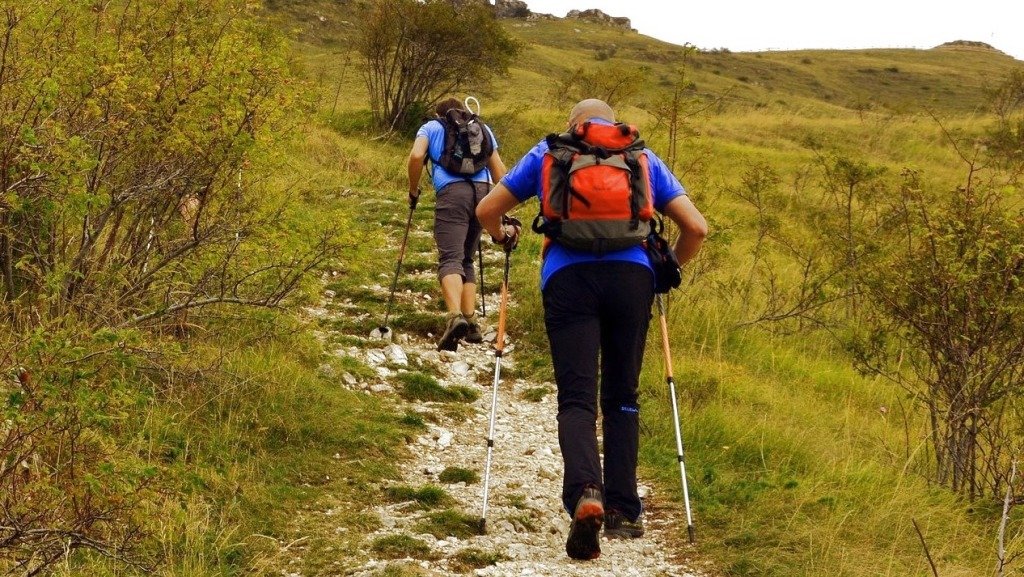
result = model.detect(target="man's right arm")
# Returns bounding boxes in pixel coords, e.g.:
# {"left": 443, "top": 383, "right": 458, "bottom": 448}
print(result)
{"left": 476, "top": 183, "right": 522, "bottom": 246}
{"left": 407, "top": 135, "right": 429, "bottom": 202}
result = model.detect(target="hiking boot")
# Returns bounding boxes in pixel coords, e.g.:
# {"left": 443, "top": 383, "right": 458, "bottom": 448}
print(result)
{"left": 437, "top": 312, "right": 469, "bottom": 352}
{"left": 464, "top": 314, "right": 483, "bottom": 344}
{"left": 566, "top": 485, "right": 604, "bottom": 560}
{"left": 604, "top": 509, "right": 645, "bottom": 539}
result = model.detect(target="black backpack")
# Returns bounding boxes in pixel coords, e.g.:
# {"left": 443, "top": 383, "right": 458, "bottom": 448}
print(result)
{"left": 436, "top": 108, "right": 493, "bottom": 176}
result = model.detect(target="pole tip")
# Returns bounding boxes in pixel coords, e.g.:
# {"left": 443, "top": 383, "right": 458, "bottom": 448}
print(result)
{"left": 687, "top": 525, "right": 696, "bottom": 544}
{"left": 478, "top": 518, "right": 487, "bottom": 535}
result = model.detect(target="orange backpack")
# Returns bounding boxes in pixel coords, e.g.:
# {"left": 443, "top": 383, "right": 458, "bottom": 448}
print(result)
{"left": 532, "top": 122, "right": 654, "bottom": 254}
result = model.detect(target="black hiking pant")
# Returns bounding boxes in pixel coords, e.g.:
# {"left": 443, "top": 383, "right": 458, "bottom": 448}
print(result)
{"left": 542, "top": 261, "right": 654, "bottom": 522}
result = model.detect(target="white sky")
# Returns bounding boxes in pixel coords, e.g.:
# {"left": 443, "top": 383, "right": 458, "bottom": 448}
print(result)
{"left": 520, "top": 0, "right": 1024, "bottom": 61}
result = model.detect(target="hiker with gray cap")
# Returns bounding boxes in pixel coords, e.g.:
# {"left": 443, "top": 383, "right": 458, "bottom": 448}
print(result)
{"left": 476, "top": 98, "right": 707, "bottom": 560}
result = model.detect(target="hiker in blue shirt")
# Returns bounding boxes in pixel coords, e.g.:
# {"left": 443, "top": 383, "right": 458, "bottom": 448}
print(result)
{"left": 476, "top": 99, "right": 707, "bottom": 560}
{"left": 408, "top": 97, "right": 506, "bottom": 351}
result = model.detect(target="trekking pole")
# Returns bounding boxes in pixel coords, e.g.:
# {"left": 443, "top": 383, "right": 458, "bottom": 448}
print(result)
{"left": 479, "top": 246, "right": 511, "bottom": 534}
{"left": 378, "top": 191, "right": 418, "bottom": 337}
{"left": 656, "top": 293, "right": 696, "bottom": 544}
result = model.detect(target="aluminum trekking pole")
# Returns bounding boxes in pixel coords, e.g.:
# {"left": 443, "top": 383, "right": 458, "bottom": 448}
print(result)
{"left": 378, "top": 191, "right": 418, "bottom": 337}
{"left": 656, "top": 293, "right": 696, "bottom": 544}
{"left": 479, "top": 246, "right": 511, "bottom": 534}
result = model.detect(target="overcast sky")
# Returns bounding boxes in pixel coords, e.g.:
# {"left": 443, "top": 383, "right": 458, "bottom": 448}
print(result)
{"left": 520, "top": 0, "right": 1024, "bottom": 61}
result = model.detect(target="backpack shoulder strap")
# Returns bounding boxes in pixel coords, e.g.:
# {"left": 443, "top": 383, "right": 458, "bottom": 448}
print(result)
{"left": 545, "top": 131, "right": 583, "bottom": 150}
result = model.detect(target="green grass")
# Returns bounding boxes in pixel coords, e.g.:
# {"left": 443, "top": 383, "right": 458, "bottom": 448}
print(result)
{"left": 395, "top": 372, "right": 479, "bottom": 403}
{"left": 438, "top": 467, "right": 479, "bottom": 485}
{"left": 331, "top": 354, "right": 378, "bottom": 382}
{"left": 635, "top": 326, "right": 994, "bottom": 576}
{"left": 413, "top": 509, "right": 481, "bottom": 539}
{"left": 59, "top": 4, "right": 1024, "bottom": 576}
{"left": 519, "top": 385, "right": 552, "bottom": 402}
{"left": 369, "top": 534, "right": 435, "bottom": 560}
{"left": 57, "top": 317, "right": 419, "bottom": 577}
{"left": 449, "top": 548, "right": 506, "bottom": 572}
{"left": 392, "top": 311, "right": 446, "bottom": 338}
{"left": 383, "top": 485, "right": 453, "bottom": 509}
{"left": 399, "top": 411, "right": 428, "bottom": 429}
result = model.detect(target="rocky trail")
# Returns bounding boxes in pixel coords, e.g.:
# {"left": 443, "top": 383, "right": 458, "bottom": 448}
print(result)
{"left": 290, "top": 226, "right": 711, "bottom": 576}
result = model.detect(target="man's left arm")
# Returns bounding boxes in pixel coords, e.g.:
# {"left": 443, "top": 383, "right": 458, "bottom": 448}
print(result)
{"left": 662, "top": 195, "right": 708, "bottom": 265}
{"left": 645, "top": 150, "right": 708, "bottom": 264}
{"left": 487, "top": 150, "right": 507, "bottom": 184}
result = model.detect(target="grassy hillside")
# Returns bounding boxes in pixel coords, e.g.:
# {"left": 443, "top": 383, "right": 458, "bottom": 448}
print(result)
{"left": 8, "top": 2, "right": 1021, "bottom": 576}
{"left": 265, "top": 5, "right": 1024, "bottom": 576}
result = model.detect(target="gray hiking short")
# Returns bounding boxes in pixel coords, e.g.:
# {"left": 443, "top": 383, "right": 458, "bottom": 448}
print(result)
{"left": 434, "top": 180, "right": 490, "bottom": 283}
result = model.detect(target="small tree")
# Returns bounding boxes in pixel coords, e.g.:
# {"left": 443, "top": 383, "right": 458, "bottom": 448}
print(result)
{"left": 852, "top": 160, "right": 1024, "bottom": 500}
{"left": 548, "top": 63, "right": 650, "bottom": 110}
{"left": 646, "top": 47, "right": 701, "bottom": 173}
{"left": 985, "top": 68, "right": 1024, "bottom": 171}
{"left": 817, "top": 154, "right": 887, "bottom": 316}
{"left": 358, "top": 0, "right": 519, "bottom": 132}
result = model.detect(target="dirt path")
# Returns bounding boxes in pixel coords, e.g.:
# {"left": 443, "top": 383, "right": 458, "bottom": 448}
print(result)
{"left": 305, "top": 253, "right": 711, "bottom": 576}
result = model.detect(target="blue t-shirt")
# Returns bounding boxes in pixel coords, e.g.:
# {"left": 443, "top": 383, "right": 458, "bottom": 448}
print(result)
{"left": 500, "top": 123, "right": 687, "bottom": 289}
{"left": 417, "top": 119, "right": 499, "bottom": 192}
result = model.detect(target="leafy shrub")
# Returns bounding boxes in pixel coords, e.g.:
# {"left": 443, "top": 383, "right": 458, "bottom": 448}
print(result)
{"left": 1, "top": 328, "right": 158, "bottom": 573}
{"left": 0, "top": 0, "right": 330, "bottom": 332}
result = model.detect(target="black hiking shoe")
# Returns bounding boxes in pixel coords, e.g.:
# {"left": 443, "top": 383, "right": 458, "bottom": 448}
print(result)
{"left": 604, "top": 509, "right": 645, "bottom": 539}
{"left": 437, "top": 313, "right": 470, "bottom": 352}
{"left": 464, "top": 315, "right": 483, "bottom": 344}
{"left": 566, "top": 485, "right": 604, "bottom": 560}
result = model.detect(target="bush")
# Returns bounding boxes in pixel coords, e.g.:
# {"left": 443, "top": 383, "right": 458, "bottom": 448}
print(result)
{"left": 0, "top": 0, "right": 331, "bottom": 332}
{"left": 0, "top": 328, "right": 158, "bottom": 573}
